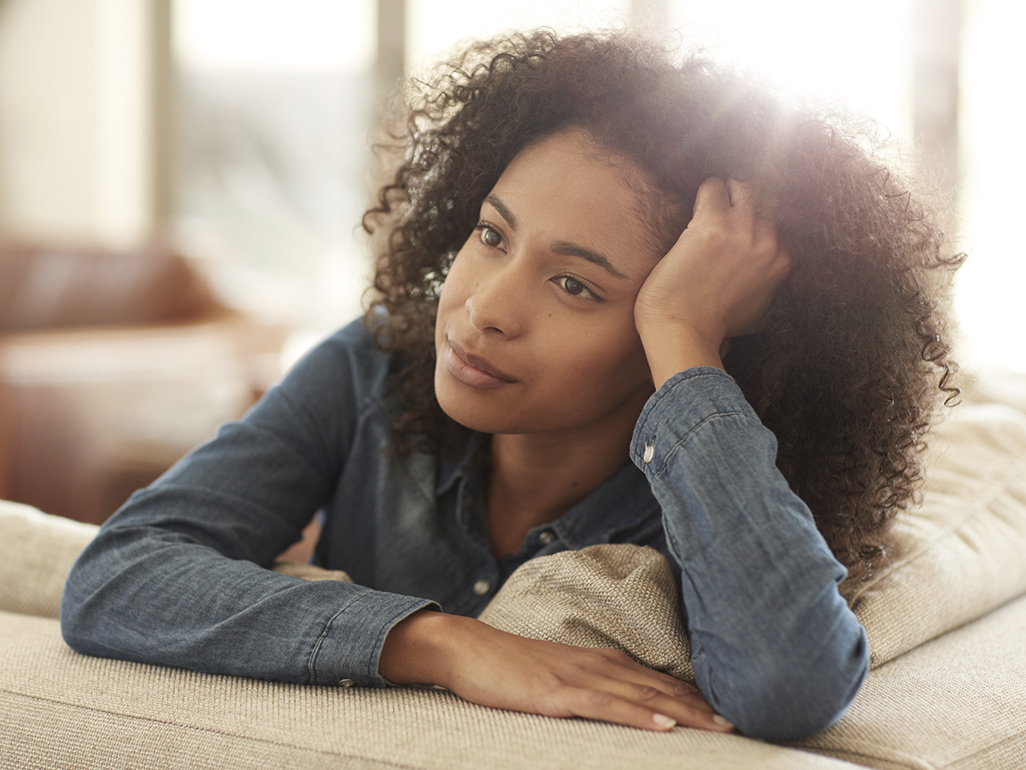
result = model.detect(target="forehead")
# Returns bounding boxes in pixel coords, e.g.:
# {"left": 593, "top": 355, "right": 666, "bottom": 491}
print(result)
{"left": 488, "top": 130, "right": 666, "bottom": 277}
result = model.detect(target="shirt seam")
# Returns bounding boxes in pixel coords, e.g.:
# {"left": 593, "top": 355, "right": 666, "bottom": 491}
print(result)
{"left": 306, "top": 590, "right": 369, "bottom": 684}
{"left": 645, "top": 410, "right": 750, "bottom": 478}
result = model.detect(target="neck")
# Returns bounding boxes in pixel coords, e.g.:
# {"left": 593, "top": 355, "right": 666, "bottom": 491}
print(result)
{"left": 486, "top": 384, "right": 651, "bottom": 556}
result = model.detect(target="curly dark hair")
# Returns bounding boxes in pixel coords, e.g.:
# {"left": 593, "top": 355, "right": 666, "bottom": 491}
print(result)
{"left": 362, "top": 30, "right": 963, "bottom": 587}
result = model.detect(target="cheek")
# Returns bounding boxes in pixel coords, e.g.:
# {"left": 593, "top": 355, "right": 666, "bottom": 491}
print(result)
{"left": 438, "top": 249, "right": 476, "bottom": 307}
{"left": 549, "top": 324, "right": 651, "bottom": 395}
{"left": 435, "top": 258, "right": 467, "bottom": 329}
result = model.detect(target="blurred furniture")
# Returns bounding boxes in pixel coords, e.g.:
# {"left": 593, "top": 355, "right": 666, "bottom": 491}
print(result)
{"left": 0, "top": 240, "right": 288, "bottom": 524}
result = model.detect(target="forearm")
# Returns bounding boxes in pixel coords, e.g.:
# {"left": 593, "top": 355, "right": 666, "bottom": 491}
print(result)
{"left": 631, "top": 368, "right": 868, "bottom": 739}
{"left": 61, "top": 508, "right": 435, "bottom": 686}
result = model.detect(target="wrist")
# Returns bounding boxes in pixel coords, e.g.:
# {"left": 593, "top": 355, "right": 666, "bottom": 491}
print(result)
{"left": 379, "top": 609, "right": 458, "bottom": 687}
{"left": 638, "top": 323, "right": 725, "bottom": 388}
{"left": 379, "top": 610, "right": 486, "bottom": 689}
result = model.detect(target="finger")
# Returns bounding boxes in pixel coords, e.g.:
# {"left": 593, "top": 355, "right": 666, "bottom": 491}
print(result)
{"left": 560, "top": 685, "right": 734, "bottom": 734}
{"left": 568, "top": 653, "right": 729, "bottom": 727}
{"left": 587, "top": 650, "right": 709, "bottom": 699}
{"left": 598, "top": 655, "right": 715, "bottom": 713}
{"left": 692, "top": 177, "right": 731, "bottom": 218}
{"left": 585, "top": 675, "right": 732, "bottom": 731}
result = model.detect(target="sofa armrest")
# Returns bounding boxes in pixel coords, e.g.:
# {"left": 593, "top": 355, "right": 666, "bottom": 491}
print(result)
{"left": 0, "top": 500, "right": 97, "bottom": 618}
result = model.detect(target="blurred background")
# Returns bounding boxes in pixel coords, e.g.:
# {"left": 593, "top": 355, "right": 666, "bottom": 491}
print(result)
{"left": 0, "top": 0, "right": 1019, "bottom": 524}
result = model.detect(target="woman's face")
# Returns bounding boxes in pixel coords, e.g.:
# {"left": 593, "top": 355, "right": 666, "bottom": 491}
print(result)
{"left": 434, "top": 128, "right": 667, "bottom": 439}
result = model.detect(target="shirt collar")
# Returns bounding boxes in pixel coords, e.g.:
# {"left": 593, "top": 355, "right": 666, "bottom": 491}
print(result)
{"left": 436, "top": 431, "right": 487, "bottom": 496}
{"left": 437, "top": 432, "right": 659, "bottom": 549}
{"left": 546, "top": 461, "right": 659, "bottom": 549}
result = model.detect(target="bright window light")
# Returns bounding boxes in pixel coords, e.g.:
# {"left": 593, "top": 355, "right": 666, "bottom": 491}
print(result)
{"left": 408, "top": 0, "right": 630, "bottom": 68}
{"left": 957, "top": 0, "right": 1026, "bottom": 372}
{"left": 174, "top": 0, "right": 1015, "bottom": 373}
{"left": 175, "top": 0, "right": 374, "bottom": 71}
{"left": 667, "top": 1, "right": 914, "bottom": 137}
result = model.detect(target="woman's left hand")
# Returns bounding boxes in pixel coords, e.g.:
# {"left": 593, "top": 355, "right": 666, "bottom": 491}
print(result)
{"left": 634, "top": 178, "right": 790, "bottom": 387}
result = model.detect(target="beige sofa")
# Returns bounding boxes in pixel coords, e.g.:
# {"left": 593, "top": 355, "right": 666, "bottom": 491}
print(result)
{"left": 2, "top": 373, "right": 1026, "bottom": 769}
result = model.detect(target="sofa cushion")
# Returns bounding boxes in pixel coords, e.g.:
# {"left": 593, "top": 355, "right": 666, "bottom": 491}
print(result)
{"left": 466, "top": 401, "right": 1026, "bottom": 675}
{"left": 0, "top": 499, "right": 97, "bottom": 618}
{"left": 789, "top": 594, "right": 1026, "bottom": 769}
{"left": 0, "top": 611, "right": 859, "bottom": 770}
{"left": 846, "top": 402, "right": 1026, "bottom": 667}
{"left": 478, "top": 544, "right": 694, "bottom": 682}
{"left": 4, "top": 387, "right": 1026, "bottom": 768}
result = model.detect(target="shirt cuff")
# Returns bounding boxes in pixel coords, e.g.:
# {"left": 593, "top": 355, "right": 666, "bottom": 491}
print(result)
{"left": 308, "top": 588, "right": 440, "bottom": 688}
{"left": 630, "top": 367, "right": 759, "bottom": 475}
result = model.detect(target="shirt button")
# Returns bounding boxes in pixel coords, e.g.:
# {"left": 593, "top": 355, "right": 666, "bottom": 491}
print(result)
{"left": 338, "top": 678, "right": 355, "bottom": 688}
{"left": 643, "top": 443, "right": 655, "bottom": 463}
{"left": 473, "top": 579, "right": 491, "bottom": 596}
{"left": 538, "top": 531, "right": 555, "bottom": 546}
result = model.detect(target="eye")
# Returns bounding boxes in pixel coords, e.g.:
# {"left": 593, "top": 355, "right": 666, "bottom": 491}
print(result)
{"left": 477, "top": 225, "right": 505, "bottom": 250}
{"left": 561, "top": 276, "right": 586, "bottom": 296}
{"left": 555, "top": 275, "right": 599, "bottom": 301}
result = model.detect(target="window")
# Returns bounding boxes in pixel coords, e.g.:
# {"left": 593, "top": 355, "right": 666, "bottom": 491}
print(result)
{"left": 174, "top": 0, "right": 376, "bottom": 336}
{"left": 173, "top": 0, "right": 1018, "bottom": 372}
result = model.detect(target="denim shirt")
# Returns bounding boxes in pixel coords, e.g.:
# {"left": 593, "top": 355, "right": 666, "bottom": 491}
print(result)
{"left": 61, "top": 319, "right": 868, "bottom": 740}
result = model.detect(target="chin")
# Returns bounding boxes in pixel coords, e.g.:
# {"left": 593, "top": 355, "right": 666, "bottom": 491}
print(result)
{"left": 437, "top": 390, "right": 506, "bottom": 434}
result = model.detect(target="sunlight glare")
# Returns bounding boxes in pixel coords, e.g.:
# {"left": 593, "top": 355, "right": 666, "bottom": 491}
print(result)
{"left": 175, "top": 0, "right": 374, "bottom": 71}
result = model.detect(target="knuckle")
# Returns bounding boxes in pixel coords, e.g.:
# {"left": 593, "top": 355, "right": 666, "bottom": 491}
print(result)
{"left": 602, "top": 648, "right": 632, "bottom": 663}
{"left": 583, "top": 648, "right": 625, "bottom": 667}
{"left": 673, "top": 680, "right": 701, "bottom": 698}
{"left": 701, "top": 226, "right": 730, "bottom": 249}
{"left": 538, "top": 669, "right": 567, "bottom": 690}
{"left": 631, "top": 684, "right": 660, "bottom": 701}
{"left": 582, "top": 689, "right": 616, "bottom": 710}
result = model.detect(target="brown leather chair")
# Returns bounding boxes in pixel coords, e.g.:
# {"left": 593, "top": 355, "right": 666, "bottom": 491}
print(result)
{"left": 0, "top": 242, "right": 289, "bottom": 524}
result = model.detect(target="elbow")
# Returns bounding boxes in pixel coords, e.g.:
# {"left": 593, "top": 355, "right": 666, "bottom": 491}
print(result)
{"left": 59, "top": 548, "right": 112, "bottom": 657}
{"left": 729, "top": 667, "right": 866, "bottom": 740}
{"left": 705, "top": 638, "right": 869, "bottom": 740}
{"left": 59, "top": 607, "right": 88, "bottom": 654}
{"left": 60, "top": 567, "right": 93, "bottom": 654}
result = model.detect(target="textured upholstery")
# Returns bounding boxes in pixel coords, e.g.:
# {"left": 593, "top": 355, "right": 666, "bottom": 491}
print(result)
{"left": 2, "top": 394, "right": 1026, "bottom": 768}
{"left": 849, "top": 402, "right": 1026, "bottom": 667}
{"left": 478, "top": 544, "right": 694, "bottom": 682}
{"left": 0, "top": 611, "right": 857, "bottom": 770}
{"left": 789, "top": 597, "right": 1026, "bottom": 769}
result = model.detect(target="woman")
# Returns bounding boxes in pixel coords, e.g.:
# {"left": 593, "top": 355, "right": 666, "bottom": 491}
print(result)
{"left": 61, "top": 31, "right": 961, "bottom": 741}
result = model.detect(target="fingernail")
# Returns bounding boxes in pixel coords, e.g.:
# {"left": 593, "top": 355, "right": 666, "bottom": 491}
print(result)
{"left": 713, "top": 715, "right": 734, "bottom": 729}
{"left": 653, "top": 713, "right": 676, "bottom": 729}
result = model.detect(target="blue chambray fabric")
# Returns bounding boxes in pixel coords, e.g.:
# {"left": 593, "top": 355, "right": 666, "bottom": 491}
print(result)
{"left": 61, "top": 318, "right": 867, "bottom": 740}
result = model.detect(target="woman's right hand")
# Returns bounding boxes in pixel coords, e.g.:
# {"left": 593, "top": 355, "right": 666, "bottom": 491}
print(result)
{"left": 378, "top": 610, "right": 734, "bottom": 733}
{"left": 634, "top": 177, "right": 791, "bottom": 387}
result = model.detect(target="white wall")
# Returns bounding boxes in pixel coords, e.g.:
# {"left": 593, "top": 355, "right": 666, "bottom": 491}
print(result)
{"left": 0, "top": 0, "right": 155, "bottom": 245}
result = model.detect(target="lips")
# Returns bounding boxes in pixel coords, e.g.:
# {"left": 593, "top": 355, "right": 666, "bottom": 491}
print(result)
{"left": 445, "top": 338, "right": 516, "bottom": 390}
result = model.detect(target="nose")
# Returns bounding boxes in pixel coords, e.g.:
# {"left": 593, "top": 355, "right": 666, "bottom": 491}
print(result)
{"left": 465, "top": 267, "right": 525, "bottom": 337}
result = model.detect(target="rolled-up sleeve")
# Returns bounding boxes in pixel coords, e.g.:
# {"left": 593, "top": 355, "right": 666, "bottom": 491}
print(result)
{"left": 630, "top": 367, "right": 868, "bottom": 740}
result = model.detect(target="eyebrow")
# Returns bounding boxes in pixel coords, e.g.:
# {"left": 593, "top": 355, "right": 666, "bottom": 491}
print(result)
{"left": 484, "top": 194, "right": 629, "bottom": 281}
